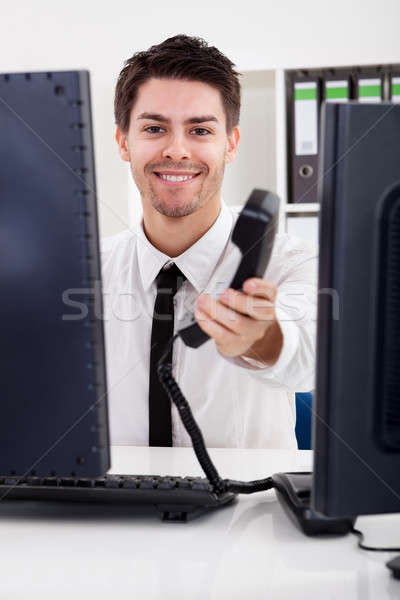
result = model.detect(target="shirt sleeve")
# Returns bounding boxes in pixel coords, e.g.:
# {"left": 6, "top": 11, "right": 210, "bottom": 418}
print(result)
{"left": 224, "top": 234, "right": 318, "bottom": 392}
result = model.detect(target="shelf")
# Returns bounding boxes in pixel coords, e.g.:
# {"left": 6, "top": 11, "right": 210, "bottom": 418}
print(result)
{"left": 230, "top": 202, "right": 319, "bottom": 216}
{"left": 285, "top": 203, "right": 319, "bottom": 214}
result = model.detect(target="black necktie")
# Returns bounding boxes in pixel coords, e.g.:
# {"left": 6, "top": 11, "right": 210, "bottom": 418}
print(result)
{"left": 149, "top": 263, "right": 186, "bottom": 446}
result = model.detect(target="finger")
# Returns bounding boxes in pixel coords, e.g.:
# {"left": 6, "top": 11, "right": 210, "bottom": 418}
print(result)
{"left": 196, "top": 294, "right": 252, "bottom": 335}
{"left": 242, "top": 278, "right": 277, "bottom": 300}
{"left": 194, "top": 307, "right": 239, "bottom": 343}
{"left": 219, "top": 288, "right": 274, "bottom": 320}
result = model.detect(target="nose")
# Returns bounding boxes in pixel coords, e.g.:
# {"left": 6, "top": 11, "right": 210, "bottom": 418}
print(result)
{"left": 161, "top": 132, "right": 191, "bottom": 162}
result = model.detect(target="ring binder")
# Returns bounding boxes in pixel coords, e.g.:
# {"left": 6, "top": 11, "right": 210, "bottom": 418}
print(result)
{"left": 289, "top": 76, "right": 320, "bottom": 204}
{"left": 323, "top": 77, "right": 351, "bottom": 104}
{"left": 355, "top": 71, "right": 384, "bottom": 103}
{"left": 390, "top": 73, "right": 400, "bottom": 103}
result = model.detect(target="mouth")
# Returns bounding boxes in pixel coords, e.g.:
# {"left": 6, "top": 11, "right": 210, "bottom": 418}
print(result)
{"left": 153, "top": 171, "right": 202, "bottom": 186}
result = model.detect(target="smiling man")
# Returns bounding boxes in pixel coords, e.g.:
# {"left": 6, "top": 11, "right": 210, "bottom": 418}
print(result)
{"left": 102, "top": 35, "right": 317, "bottom": 449}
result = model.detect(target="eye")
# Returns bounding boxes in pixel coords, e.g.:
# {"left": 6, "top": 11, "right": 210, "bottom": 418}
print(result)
{"left": 190, "top": 128, "right": 210, "bottom": 136}
{"left": 144, "top": 126, "right": 165, "bottom": 134}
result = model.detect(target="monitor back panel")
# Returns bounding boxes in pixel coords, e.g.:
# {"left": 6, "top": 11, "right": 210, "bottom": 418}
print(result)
{"left": 313, "top": 102, "right": 400, "bottom": 517}
{"left": 0, "top": 71, "right": 110, "bottom": 477}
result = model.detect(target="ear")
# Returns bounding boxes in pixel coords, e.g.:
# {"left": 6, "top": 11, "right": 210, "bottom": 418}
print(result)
{"left": 225, "top": 126, "right": 240, "bottom": 164}
{"left": 115, "top": 127, "right": 130, "bottom": 162}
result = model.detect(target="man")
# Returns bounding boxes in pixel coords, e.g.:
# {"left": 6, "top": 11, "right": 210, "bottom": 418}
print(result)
{"left": 102, "top": 35, "right": 317, "bottom": 449}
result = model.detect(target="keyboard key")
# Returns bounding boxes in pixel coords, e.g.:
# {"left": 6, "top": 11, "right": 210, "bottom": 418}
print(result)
{"left": 104, "top": 477, "right": 122, "bottom": 488}
{"left": 4, "top": 477, "right": 19, "bottom": 486}
{"left": 77, "top": 479, "right": 94, "bottom": 488}
{"left": 139, "top": 478, "right": 156, "bottom": 489}
{"left": 158, "top": 478, "right": 176, "bottom": 490}
{"left": 26, "top": 477, "right": 42, "bottom": 486}
{"left": 43, "top": 478, "right": 58, "bottom": 486}
{"left": 192, "top": 479, "right": 212, "bottom": 491}
{"left": 178, "top": 479, "right": 192, "bottom": 489}
{"left": 60, "top": 478, "right": 76, "bottom": 487}
{"left": 122, "top": 479, "right": 139, "bottom": 489}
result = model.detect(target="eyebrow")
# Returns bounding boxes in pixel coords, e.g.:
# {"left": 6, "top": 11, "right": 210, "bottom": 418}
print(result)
{"left": 137, "top": 112, "right": 219, "bottom": 125}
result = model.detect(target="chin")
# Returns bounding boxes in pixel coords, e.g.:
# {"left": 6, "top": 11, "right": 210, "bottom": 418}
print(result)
{"left": 154, "top": 202, "right": 198, "bottom": 218}
{"left": 151, "top": 194, "right": 204, "bottom": 218}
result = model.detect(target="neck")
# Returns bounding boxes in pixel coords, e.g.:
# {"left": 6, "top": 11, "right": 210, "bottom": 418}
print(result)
{"left": 142, "top": 198, "right": 222, "bottom": 257}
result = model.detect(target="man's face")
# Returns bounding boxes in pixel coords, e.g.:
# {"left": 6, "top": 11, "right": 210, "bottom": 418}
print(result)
{"left": 116, "top": 78, "right": 239, "bottom": 218}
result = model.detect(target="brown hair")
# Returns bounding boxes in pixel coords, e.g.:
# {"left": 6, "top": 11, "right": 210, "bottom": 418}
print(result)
{"left": 114, "top": 35, "right": 241, "bottom": 134}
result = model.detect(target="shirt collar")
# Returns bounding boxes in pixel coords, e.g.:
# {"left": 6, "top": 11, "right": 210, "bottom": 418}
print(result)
{"left": 136, "top": 202, "right": 234, "bottom": 293}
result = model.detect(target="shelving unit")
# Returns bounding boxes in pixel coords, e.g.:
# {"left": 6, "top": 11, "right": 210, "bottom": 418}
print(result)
{"left": 224, "top": 63, "right": 399, "bottom": 244}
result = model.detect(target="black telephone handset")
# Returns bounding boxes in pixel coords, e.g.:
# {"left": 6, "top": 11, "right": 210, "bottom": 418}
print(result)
{"left": 178, "top": 189, "right": 280, "bottom": 348}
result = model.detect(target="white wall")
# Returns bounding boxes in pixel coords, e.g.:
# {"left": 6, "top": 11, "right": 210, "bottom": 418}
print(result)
{"left": 2, "top": 0, "right": 399, "bottom": 236}
{"left": 222, "top": 70, "right": 276, "bottom": 207}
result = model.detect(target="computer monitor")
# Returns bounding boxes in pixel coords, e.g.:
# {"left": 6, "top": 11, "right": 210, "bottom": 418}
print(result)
{"left": 0, "top": 71, "right": 110, "bottom": 477}
{"left": 312, "top": 101, "right": 400, "bottom": 517}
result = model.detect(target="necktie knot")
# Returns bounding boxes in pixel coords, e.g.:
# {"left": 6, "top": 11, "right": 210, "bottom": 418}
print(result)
{"left": 156, "top": 263, "right": 186, "bottom": 296}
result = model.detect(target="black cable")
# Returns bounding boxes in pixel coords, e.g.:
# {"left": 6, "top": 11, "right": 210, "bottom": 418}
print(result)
{"left": 222, "top": 477, "right": 274, "bottom": 494}
{"left": 351, "top": 527, "right": 400, "bottom": 553}
{"left": 158, "top": 340, "right": 400, "bottom": 554}
{"left": 157, "top": 335, "right": 274, "bottom": 495}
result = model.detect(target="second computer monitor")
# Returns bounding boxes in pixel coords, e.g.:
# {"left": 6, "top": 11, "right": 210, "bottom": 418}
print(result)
{"left": 312, "top": 101, "right": 400, "bottom": 517}
{"left": 0, "top": 71, "right": 110, "bottom": 477}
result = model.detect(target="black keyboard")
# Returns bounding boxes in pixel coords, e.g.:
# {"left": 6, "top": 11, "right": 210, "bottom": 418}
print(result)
{"left": 0, "top": 474, "right": 236, "bottom": 522}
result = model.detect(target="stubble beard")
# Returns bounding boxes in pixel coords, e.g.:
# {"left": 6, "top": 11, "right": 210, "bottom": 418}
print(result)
{"left": 131, "top": 160, "right": 226, "bottom": 218}
{"left": 150, "top": 188, "right": 204, "bottom": 218}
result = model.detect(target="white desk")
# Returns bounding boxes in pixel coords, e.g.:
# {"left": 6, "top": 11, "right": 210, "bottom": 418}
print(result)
{"left": 0, "top": 446, "right": 399, "bottom": 599}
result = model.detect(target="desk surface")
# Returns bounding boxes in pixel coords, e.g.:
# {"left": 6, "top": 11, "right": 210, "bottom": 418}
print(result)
{"left": 0, "top": 446, "right": 399, "bottom": 599}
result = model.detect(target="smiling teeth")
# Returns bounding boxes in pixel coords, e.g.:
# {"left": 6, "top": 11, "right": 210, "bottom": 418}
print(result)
{"left": 160, "top": 174, "right": 194, "bottom": 182}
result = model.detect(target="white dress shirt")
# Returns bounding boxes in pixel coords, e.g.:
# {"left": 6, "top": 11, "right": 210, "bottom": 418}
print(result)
{"left": 101, "top": 202, "right": 318, "bottom": 449}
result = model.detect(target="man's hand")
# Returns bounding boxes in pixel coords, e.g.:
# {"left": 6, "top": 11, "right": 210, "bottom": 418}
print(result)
{"left": 194, "top": 278, "right": 283, "bottom": 366}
